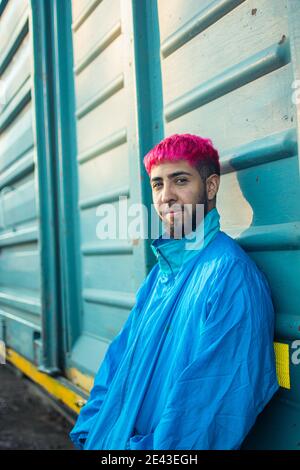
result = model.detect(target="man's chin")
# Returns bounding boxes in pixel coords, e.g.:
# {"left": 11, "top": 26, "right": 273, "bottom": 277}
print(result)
{"left": 162, "top": 223, "right": 185, "bottom": 239}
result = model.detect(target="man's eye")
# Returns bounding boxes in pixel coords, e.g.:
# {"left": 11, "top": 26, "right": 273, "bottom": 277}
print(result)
{"left": 152, "top": 182, "right": 162, "bottom": 189}
{"left": 175, "top": 178, "right": 188, "bottom": 184}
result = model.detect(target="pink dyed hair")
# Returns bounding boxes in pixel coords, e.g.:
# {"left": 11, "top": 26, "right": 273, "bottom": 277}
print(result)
{"left": 143, "top": 133, "right": 220, "bottom": 176}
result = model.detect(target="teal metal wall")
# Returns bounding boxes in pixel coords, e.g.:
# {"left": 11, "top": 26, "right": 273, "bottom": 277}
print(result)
{"left": 0, "top": 0, "right": 300, "bottom": 449}
{"left": 0, "top": 0, "right": 42, "bottom": 365}
{"left": 68, "top": 0, "right": 161, "bottom": 376}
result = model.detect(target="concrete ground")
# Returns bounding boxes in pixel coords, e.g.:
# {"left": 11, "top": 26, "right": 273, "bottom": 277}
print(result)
{"left": 0, "top": 363, "right": 75, "bottom": 450}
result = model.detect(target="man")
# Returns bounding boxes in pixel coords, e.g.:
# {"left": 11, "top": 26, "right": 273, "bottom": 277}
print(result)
{"left": 70, "top": 134, "right": 279, "bottom": 450}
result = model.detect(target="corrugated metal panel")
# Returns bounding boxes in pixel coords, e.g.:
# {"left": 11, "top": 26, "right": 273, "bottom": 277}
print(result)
{"left": 157, "top": 0, "right": 300, "bottom": 449}
{"left": 0, "top": 0, "right": 42, "bottom": 364}
{"left": 68, "top": 0, "right": 155, "bottom": 377}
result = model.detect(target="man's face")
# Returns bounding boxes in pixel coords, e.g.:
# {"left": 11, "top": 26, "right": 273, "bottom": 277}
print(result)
{"left": 150, "top": 159, "right": 209, "bottom": 238}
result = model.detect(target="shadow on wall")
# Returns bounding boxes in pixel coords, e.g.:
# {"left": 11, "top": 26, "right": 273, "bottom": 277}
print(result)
{"left": 230, "top": 141, "right": 300, "bottom": 450}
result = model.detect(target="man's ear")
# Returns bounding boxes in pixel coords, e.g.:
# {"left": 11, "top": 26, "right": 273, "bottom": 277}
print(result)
{"left": 206, "top": 174, "right": 220, "bottom": 201}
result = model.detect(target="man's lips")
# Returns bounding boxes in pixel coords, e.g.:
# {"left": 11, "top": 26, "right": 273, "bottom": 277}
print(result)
{"left": 162, "top": 209, "right": 183, "bottom": 216}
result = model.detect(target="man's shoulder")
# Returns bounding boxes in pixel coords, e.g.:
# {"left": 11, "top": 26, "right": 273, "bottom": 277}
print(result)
{"left": 204, "top": 230, "right": 264, "bottom": 279}
{"left": 209, "top": 230, "right": 252, "bottom": 261}
{"left": 191, "top": 231, "right": 273, "bottom": 314}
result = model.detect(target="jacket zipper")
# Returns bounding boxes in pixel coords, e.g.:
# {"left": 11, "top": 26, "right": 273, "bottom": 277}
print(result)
{"left": 156, "top": 247, "right": 174, "bottom": 277}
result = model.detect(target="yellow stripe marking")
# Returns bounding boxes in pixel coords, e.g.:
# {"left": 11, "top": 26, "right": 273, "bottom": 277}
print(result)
{"left": 274, "top": 342, "right": 290, "bottom": 389}
{"left": 6, "top": 348, "right": 86, "bottom": 414}
{"left": 67, "top": 367, "right": 94, "bottom": 393}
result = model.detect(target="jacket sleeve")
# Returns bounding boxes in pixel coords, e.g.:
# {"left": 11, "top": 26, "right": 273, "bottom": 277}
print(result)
{"left": 69, "top": 271, "right": 155, "bottom": 450}
{"left": 129, "top": 257, "right": 279, "bottom": 450}
{"left": 69, "top": 313, "right": 134, "bottom": 449}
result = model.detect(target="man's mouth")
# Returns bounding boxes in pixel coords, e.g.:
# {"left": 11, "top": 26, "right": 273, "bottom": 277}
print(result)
{"left": 162, "top": 208, "right": 183, "bottom": 216}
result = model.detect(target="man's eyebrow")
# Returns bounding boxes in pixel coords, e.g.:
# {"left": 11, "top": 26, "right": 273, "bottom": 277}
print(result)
{"left": 150, "top": 171, "right": 193, "bottom": 183}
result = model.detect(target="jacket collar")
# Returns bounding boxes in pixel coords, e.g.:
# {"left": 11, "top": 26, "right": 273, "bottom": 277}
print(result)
{"left": 151, "top": 207, "right": 220, "bottom": 276}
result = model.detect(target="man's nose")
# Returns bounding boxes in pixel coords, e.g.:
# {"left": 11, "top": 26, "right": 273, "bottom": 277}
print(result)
{"left": 160, "top": 182, "right": 177, "bottom": 203}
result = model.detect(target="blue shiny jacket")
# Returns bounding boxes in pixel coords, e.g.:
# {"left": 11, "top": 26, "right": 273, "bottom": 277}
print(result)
{"left": 70, "top": 208, "right": 279, "bottom": 450}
